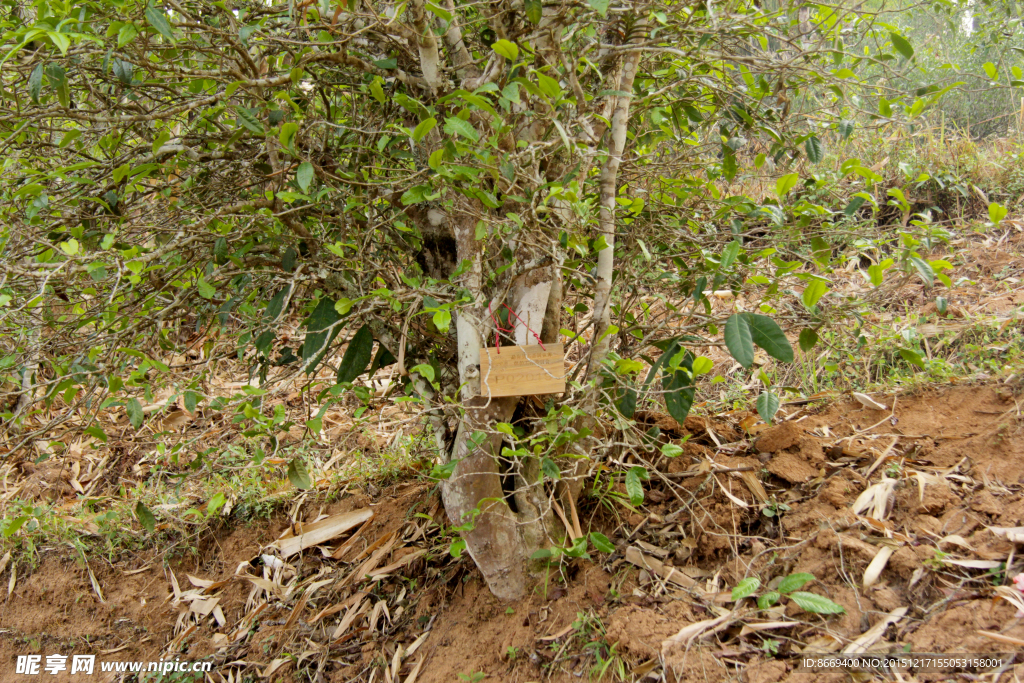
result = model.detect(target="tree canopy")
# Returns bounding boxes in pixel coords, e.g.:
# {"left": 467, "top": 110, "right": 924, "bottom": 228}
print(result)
{"left": 2, "top": 0, "right": 1019, "bottom": 597}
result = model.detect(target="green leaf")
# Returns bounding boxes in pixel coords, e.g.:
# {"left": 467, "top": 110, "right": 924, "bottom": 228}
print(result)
{"left": 302, "top": 296, "right": 342, "bottom": 372}
{"left": 747, "top": 314, "right": 794, "bottom": 363}
{"left": 288, "top": 458, "right": 312, "bottom": 489}
{"left": 811, "top": 236, "right": 831, "bottom": 265}
{"left": 777, "top": 573, "right": 815, "bottom": 594}
{"left": 720, "top": 240, "right": 741, "bottom": 270}
{"left": 255, "top": 330, "right": 274, "bottom": 356}
{"left": 536, "top": 72, "right": 562, "bottom": 100}
{"left": 721, "top": 148, "right": 738, "bottom": 181}
{"left": 890, "top": 32, "right": 914, "bottom": 60}
{"left": 431, "top": 460, "right": 457, "bottom": 480}
{"left": 989, "top": 202, "right": 1008, "bottom": 225}
{"left": 664, "top": 377, "right": 695, "bottom": 425}
{"left": 724, "top": 313, "right": 755, "bottom": 368}
{"left": 589, "top": 532, "right": 614, "bottom": 553}
{"left": 412, "top": 117, "right": 437, "bottom": 142}
{"left": 401, "top": 185, "right": 431, "bottom": 205}
{"left": 279, "top": 122, "right": 299, "bottom": 150}
{"left": 207, "top": 492, "right": 227, "bottom": 517}
{"left": 588, "top": 0, "right": 610, "bottom": 16}
{"left": 151, "top": 130, "right": 171, "bottom": 157}
{"left": 756, "top": 391, "right": 780, "bottom": 424}
{"left": 118, "top": 23, "right": 139, "bottom": 47}
{"left": 196, "top": 278, "right": 215, "bottom": 299}
{"left": 334, "top": 298, "right": 353, "bottom": 316}
{"left": 3, "top": 516, "right": 28, "bottom": 538}
{"left": 757, "top": 591, "right": 780, "bottom": 610}
{"left": 867, "top": 263, "right": 885, "bottom": 287}
{"left": 47, "top": 31, "right": 70, "bottom": 56}
{"left": 531, "top": 548, "right": 560, "bottom": 560}
{"left": 661, "top": 348, "right": 695, "bottom": 425}
{"left": 910, "top": 256, "right": 934, "bottom": 287}
{"left": 45, "top": 64, "right": 69, "bottom": 108}
{"left": 450, "top": 537, "right": 466, "bottom": 558}
{"left": 563, "top": 535, "right": 589, "bottom": 559}
{"left": 235, "top": 107, "right": 264, "bottom": 135}
{"left": 126, "top": 398, "right": 144, "bottom": 429}
{"left": 661, "top": 443, "right": 683, "bottom": 458}
{"left": 844, "top": 195, "right": 867, "bottom": 216}
{"left": 145, "top": 5, "right": 175, "bottom": 41}
{"left": 552, "top": 119, "right": 572, "bottom": 153}
{"left": 900, "top": 348, "right": 925, "bottom": 369}
{"left": 369, "top": 79, "right": 385, "bottom": 104}
{"left": 337, "top": 325, "right": 374, "bottom": 384}
{"left": 540, "top": 456, "right": 561, "bottom": 481}
{"left": 444, "top": 116, "right": 479, "bottom": 142}
{"left": 419, "top": 1, "right": 448, "bottom": 21}
{"left": 802, "top": 280, "right": 829, "bottom": 309}
{"left": 838, "top": 120, "right": 855, "bottom": 139}
{"left": 266, "top": 286, "right": 290, "bottom": 321}
{"left": 983, "top": 61, "right": 998, "bottom": 80}
{"left": 524, "top": 0, "right": 542, "bottom": 24}
{"left": 501, "top": 83, "right": 520, "bottom": 104}
{"left": 84, "top": 425, "right": 108, "bottom": 442}
{"left": 805, "top": 135, "right": 824, "bottom": 163}
{"left": 491, "top": 39, "right": 519, "bottom": 61}
{"left": 213, "top": 237, "right": 229, "bottom": 264}
{"left": 411, "top": 363, "right": 435, "bottom": 382}
{"left": 691, "top": 356, "right": 713, "bottom": 375}
{"left": 798, "top": 328, "right": 818, "bottom": 352}
{"left": 135, "top": 502, "right": 156, "bottom": 532}
{"left": 789, "top": 591, "right": 845, "bottom": 615}
{"left": 432, "top": 309, "right": 451, "bottom": 333}
{"left": 184, "top": 390, "right": 199, "bottom": 413}
{"left": 296, "top": 162, "right": 314, "bottom": 192}
{"left": 731, "top": 577, "right": 761, "bottom": 601}
{"left": 775, "top": 173, "right": 799, "bottom": 198}
{"left": 625, "top": 466, "right": 647, "bottom": 506}
{"left": 28, "top": 63, "right": 43, "bottom": 104}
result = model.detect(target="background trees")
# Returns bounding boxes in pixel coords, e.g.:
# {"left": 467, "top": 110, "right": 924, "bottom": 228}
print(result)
{"left": 1, "top": 0, "right": 1020, "bottom": 598}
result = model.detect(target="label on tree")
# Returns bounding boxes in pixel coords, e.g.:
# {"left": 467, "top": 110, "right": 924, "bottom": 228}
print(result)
{"left": 479, "top": 344, "right": 566, "bottom": 397}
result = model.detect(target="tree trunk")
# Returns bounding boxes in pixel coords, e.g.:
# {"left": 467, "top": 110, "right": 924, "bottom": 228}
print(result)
{"left": 437, "top": 210, "right": 563, "bottom": 599}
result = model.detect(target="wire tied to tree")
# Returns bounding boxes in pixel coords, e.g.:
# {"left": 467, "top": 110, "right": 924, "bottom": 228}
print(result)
{"left": 487, "top": 302, "right": 545, "bottom": 353}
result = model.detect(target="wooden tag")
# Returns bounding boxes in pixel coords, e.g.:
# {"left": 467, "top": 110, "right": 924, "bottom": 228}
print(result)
{"left": 479, "top": 344, "right": 565, "bottom": 397}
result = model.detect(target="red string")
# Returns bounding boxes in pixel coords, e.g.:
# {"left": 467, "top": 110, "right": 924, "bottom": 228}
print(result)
{"left": 487, "top": 302, "right": 546, "bottom": 354}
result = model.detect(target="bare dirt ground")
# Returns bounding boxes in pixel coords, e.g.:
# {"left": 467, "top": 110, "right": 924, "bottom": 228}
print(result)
{"left": 4, "top": 227, "right": 1024, "bottom": 682}
{"left": 5, "top": 382, "right": 1024, "bottom": 682}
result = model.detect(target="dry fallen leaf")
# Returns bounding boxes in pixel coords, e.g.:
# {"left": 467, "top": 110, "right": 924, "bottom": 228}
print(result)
{"left": 272, "top": 508, "right": 373, "bottom": 558}
{"left": 852, "top": 392, "right": 888, "bottom": 411}
{"left": 159, "top": 410, "right": 193, "bottom": 430}
{"left": 978, "top": 630, "right": 1024, "bottom": 647}
{"left": 661, "top": 613, "right": 733, "bottom": 654}
{"left": 404, "top": 657, "right": 425, "bottom": 683}
{"left": 624, "top": 546, "right": 699, "bottom": 590}
{"left": 538, "top": 625, "right": 574, "bottom": 642}
{"left": 843, "top": 607, "right": 907, "bottom": 653}
{"left": 332, "top": 598, "right": 368, "bottom": 640}
{"left": 863, "top": 545, "right": 895, "bottom": 588}
{"left": 852, "top": 478, "right": 896, "bottom": 520}
{"left": 942, "top": 558, "right": 1002, "bottom": 569}
{"left": 987, "top": 526, "right": 1024, "bottom": 543}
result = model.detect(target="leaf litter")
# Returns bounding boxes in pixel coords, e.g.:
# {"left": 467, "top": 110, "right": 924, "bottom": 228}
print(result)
{"left": 3, "top": 384, "right": 1024, "bottom": 681}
